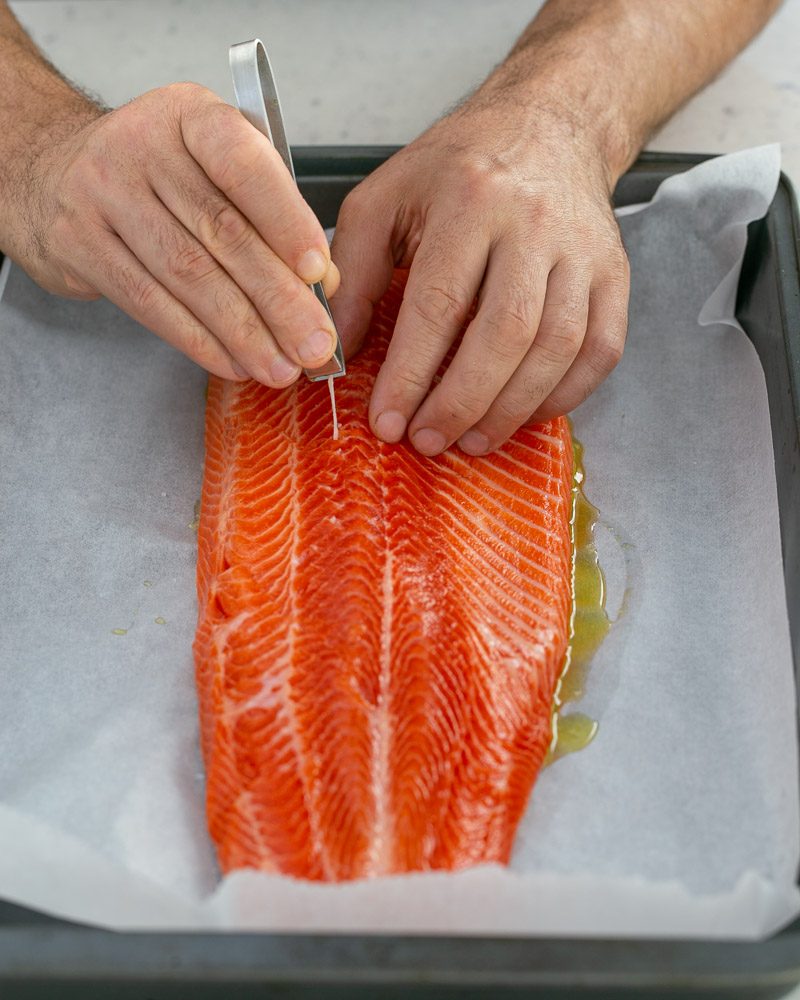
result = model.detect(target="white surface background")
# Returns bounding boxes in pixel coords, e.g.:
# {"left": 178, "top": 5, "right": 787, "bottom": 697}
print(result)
{"left": 5, "top": 0, "right": 800, "bottom": 993}
{"left": 8, "top": 0, "right": 800, "bottom": 187}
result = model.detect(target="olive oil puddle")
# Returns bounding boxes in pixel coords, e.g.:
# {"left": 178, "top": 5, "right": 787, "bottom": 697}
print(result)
{"left": 544, "top": 436, "right": 610, "bottom": 766}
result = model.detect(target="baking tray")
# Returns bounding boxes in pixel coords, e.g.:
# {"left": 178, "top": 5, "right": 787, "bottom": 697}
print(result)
{"left": 0, "top": 149, "right": 798, "bottom": 998}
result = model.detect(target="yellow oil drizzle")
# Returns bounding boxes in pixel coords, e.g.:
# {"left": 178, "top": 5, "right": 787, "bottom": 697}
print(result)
{"left": 547, "top": 712, "right": 599, "bottom": 764}
{"left": 111, "top": 628, "right": 128, "bottom": 636}
{"left": 189, "top": 498, "right": 201, "bottom": 532}
{"left": 154, "top": 616, "right": 167, "bottom": 625}
{"left": 544, "top": 436, "right": 610, "bottom": 766}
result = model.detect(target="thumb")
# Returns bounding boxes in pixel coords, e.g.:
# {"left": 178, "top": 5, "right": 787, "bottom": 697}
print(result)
{"left": 329, "top": 183, "right": 395, "bottom": 358}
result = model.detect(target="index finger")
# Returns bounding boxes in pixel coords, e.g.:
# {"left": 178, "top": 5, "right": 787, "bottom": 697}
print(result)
{"left": 368, "top": 216, "right": 488, "bottom": 447}
{"left": 329, "top": 182, "right": 395, "bottom": 358}
{"left": 180, "top": 95, "right": 331, "bottom": 284}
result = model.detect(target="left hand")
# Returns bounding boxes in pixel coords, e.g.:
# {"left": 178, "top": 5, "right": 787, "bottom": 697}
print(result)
{"left": 330, "top": 84, "right": 630, "bottom": 457}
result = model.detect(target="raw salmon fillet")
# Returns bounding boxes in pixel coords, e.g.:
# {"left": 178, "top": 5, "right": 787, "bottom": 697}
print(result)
{"left": 194, "top": 271, "right": 574, "bottom": 880}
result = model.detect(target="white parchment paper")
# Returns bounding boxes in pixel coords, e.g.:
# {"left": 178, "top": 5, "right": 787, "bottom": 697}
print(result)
{"left": 0, "top": 146, "right": 797, "bottom": 938}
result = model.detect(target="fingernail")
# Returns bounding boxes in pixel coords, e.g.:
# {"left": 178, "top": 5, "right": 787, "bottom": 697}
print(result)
{"left": 458, "top": 430, "right": 490, "bottom": 456}
{"left": 412, "top": 427, "right": 447, "bottom": 456}
{"left": 297, "top": 249, "right": 328, "bottom": 283}
{"left": 374, "top": 410, "right": 407, "bottom": 443}
{"left": 298, "top": 329, "right": 334, "bottom": 365}
{"left": 270, "top": 355, "right": 301, "bottom": 384}
{"left": 231, "top": 362, "right": 249, "bottom": 379}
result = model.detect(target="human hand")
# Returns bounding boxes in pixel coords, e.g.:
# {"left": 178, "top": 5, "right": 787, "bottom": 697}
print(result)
{"left": 330, "top": 87, "right": 629, "bottom": 456}
{"left": 4, "top": 83, "right": 339, "bottom": 385}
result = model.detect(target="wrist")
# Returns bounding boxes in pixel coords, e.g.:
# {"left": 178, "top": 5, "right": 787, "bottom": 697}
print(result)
{"left": 0, "top": 37, "right": 104, "bottom": 260}
{"left": 471, "top": 51, "right": 640, "bottom": 195}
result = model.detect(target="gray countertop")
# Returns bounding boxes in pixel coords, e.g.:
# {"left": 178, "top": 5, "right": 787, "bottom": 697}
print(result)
{"left": 9, "top": 0, "right": 800, "bottom": 183}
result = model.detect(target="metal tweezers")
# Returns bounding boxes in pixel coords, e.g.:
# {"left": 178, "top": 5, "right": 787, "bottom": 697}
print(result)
{"left": 229, "top": 38, "right": 346, "bottom": 382}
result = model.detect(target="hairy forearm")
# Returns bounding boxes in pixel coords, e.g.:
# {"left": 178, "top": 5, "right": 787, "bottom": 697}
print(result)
{"left": 0, "top": 5, "right": 103, "bottom": 122}
{"left": 477, "top": 0, "right": 782, "bottom": 189}
{"left": 0, "top": 4, "right": 102, "bottom": 250}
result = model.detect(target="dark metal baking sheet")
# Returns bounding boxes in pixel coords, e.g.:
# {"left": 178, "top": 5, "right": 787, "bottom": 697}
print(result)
{"left": 0, "top": 149, "right": 798, "bottom": 999}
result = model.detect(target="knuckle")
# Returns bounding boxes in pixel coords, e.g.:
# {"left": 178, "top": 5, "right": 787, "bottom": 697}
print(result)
{"left": 179, "top": 92, "right": 236, "bottom": 155}
{"left": 255, "top": 276, "right": 309, "bottom": 326}
{"left": 167, "top": 242, "right": 217, "bottom": 286}
{"left": 459, "top": 158, "right": 506, "bottom": 204}
{"left": 211, "top": 282, "right": 244, "bottom": 323}
{"left": 60, "top": 263, "right": 99, "bottom": 299}
{"left": 554, "top": 313, "right": 586, "bottom": 350}
{"left": 534, "top": 327, "right": 582, "bottom": 368}
{"left": 163, "top": 81, "right": 213, "bottom": 106}
{"left": 442, "top": 390, "right": 485, "bottom": 425}
{"left": 537, "top": 283, "right": 590, "bottom": 361}
{"left": 393, "top": 367, "right": 431, "bottom": 394}
{"left": 587, "top": 331, "right": 625, "bottom": 377}
{"left": 479, "top": 304, "right": 534, "bottom": 360}
{"left": 233, "top": 310, "right": 266, "bottom": 348}
{"left": 544, "top": 371, "right": 595, "bottom": 416}
{"left": 411, "top": 280, "right": 470, "bottom": 332}
{"left": 163, "top": 83, "right": 224, "bottom": 138}
{"left": 198, "top": 201, "right": 251, "bottom": 255}
{"left": 434, "top": 368, "right": 493, "bottom": 426}
{"left": 122, "top": 267, "right": 159, "bottom": 315}
{"left": 183, "top": 325, "right": 222, "bottom": 370}
{"left": 495, "top": 392, "right": 533, "bottom": 426}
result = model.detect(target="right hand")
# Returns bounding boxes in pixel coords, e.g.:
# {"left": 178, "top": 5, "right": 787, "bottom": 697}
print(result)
{"left": 5, "top": 83, "right": 339, "bottom": 385}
